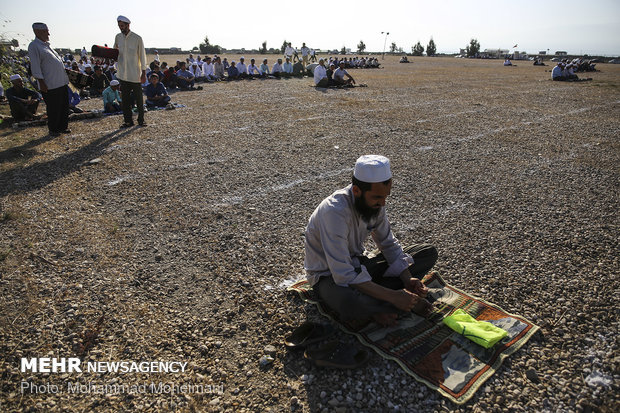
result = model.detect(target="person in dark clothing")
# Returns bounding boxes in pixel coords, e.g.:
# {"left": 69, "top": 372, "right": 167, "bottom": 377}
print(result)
{"left": 90, "top": 65, "right": 110, "bottom": 96}
{"left": 144, "top": 73, "right": 171, "bottom": 107}
{"left": 6, "top": 74, "right": 41, "bottom": 121}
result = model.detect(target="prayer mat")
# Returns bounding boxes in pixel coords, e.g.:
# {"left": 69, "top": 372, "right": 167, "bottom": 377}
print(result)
{"left": 94, "top": 103, "right": 186, "bottom": 116}
{"left": 287, "top": 271, "right": 539, "bottom": 405}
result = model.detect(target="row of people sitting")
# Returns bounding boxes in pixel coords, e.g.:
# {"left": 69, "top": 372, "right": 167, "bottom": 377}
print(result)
{"left": 313, "top": 59, "right": 357, "bottom": 87}
{"left": 551, "top": 61, "right": 592, "bottom": 82}
{"left": 148, "top": 57, "right": 310, "bottom": 88}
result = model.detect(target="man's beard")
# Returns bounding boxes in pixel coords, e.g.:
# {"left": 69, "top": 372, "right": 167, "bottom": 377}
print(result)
{"left": 354, "top": 193, "right": 381, "bottom": 222}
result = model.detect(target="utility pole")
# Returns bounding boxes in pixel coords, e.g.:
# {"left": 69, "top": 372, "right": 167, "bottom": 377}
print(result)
{"left": 381, "top": 31, "right": 390, "bottom": 60}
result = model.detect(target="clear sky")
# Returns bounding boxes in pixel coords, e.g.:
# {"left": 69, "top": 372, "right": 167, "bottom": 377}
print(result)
{"left": 1, "top": 0, "right": 619, "bottom": 56}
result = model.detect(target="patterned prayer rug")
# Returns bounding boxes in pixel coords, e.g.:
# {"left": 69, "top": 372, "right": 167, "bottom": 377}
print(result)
{"left": 287, "top": 271, "right": 539, "bottom": 404}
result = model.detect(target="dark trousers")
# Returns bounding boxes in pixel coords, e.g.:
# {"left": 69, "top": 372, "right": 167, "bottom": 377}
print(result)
{"left": 120, "top": 80, "right": 144, "bottom": 124}
{"left": 313, "top": 244, "right": 438, "bottom": 321}
{"left": 146, "top": 95, "right": 171, "bottom": 107}
{"left": 41, "top": 85, "right": 69, "bottom": 133}
{"left": 9, "top": 100, "right": 39, "bottom": 121}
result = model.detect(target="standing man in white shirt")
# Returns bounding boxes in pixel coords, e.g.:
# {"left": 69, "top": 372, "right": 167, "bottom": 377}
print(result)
{"left": 114, "top": 15, "right": 147, "bottom": 127}
{"left": 284, "top": 42, "right": 295, "bottom": 62}
{"left": 300, "top": 42, "right": 310, "bottom": 68}
{"left": 28, "top": 22, "right": 70, "bottom": 136}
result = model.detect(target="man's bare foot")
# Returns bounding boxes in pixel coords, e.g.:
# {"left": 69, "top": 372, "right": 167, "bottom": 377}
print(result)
{"left": 372, "top": 312, "right": 398, "bottom": 327}
{"left": 412, "top": 298, "right": 433, "bottom": 317}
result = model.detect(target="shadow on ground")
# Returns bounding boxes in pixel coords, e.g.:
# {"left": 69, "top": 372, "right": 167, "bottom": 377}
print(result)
{"left": 0, "top": 128, "right": 134, "bottom": 197}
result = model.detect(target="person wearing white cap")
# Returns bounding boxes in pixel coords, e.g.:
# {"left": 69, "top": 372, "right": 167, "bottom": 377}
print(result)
{"left": 114, "top": 15, "right": 148, "bottom": 127}
{"left": 189, "top": 61, "right": 205, "bottom": 82}
{"left": 552, "top": 62, "right": 567, "bottom": 81}
{"left": 304, "top": 155, "right": 438, "bottom": 326}
{"left": 6, "top": 74, "right": 42, "bottom": 121}
{"left": 28, "top": 22, "right": 71, "bottom": 135}
{"left": 102, "top": 79, "right": 122, "bottom": 113}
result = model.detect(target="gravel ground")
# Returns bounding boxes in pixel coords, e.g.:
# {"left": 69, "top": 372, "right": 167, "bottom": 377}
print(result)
{"left": 0, "top": 56, "right": 618, "bottom": 412}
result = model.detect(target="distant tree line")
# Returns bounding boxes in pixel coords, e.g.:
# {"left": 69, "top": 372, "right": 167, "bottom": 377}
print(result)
{"left": 196, "top": 34, "right": 482, "bottom": 57}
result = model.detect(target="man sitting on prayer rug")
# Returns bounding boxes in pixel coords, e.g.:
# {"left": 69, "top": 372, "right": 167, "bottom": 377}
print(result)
{"left": 333, "top": 61, "right": 356, "bottom": 86}
{"left": 144, "top": 73, "right": 171, "bottom": 107}
{"left": 304, "top": 155, "right": 438, "bottom": 326}
{"left": 102, "top": 79, "right": 122, "bottom": 113}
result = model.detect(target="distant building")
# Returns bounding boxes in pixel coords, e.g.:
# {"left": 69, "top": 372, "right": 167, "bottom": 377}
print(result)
{"left": 481, "top": 48, "right": 509, "bottom": 58}
{"left": 555, "top": 51, "right": 568, "bottom": 56}
{"left": 513, "top": 51, "right": 528, "bottom": 60}
{"left": 538, "top": 51, "right": 547, "bottom": 55}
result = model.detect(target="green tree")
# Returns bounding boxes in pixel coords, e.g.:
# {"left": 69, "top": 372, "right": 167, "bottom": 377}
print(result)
{"left": 389, "top": 42, "right": 397, "bottom": 53}
{"left": 199, "top": 35, "right": 222, "bottom": 54}
{"left": 466, "top": 38, "right": 480, "bottom": 57}
{"left": 280, "top": 40, "right": 288, "bottom": 54}
{"left": 357, "top": 40, "right": 366, "bottom": 53}
{"left": 412, "top": 41, "right": 424, "bottom": 56}
{"left": 427, "top": 37, "right": 436, "bottom": 56}
{"left": 340, "top": 46, "right": 347, "bottom": 55}
{"left": 259, "top": 41, "right": 267, "bottom": 54}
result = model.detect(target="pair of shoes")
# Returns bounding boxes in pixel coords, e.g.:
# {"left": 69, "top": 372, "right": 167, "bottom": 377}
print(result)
{"left": 284, "top": 322, "right": 335, "bottom": 349}
{"left": 304, "top": 341, "right": 369, "bottom": 369}
{"left": 196, "top": 86, "right": 203, "bottom": 90}
{"left": 49, "top": 131, "right": 61, "bottom": 137}
{"left": 61, "top": 129, "right": 71, "bottom": 134}
{"left": 120, "top": 122, "right": 134, "bottom": 128}
{"left": 138, "top": 121, "right": 147, "bottom": 127}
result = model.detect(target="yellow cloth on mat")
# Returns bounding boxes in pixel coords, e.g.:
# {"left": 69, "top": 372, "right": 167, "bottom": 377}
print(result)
{"left": 443, "top": 309, "right": 508, "bottom": 349}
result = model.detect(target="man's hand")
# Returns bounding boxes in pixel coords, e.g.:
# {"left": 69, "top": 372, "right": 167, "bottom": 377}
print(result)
{"left": 37, "top": 79, "right": 48, "bottom": 93}
{"left": 391, "top": 289, "right": 420, "bottom": 312}
{"left": 406, "top": 278, "right": 428, "bottom": 297}
{"left": 140, "top": 71, "right": 146, "bottom": 84}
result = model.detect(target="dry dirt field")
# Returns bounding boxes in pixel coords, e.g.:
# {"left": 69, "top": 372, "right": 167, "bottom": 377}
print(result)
{"left": 0, "top": 55, "right": 619, "bottom": 412}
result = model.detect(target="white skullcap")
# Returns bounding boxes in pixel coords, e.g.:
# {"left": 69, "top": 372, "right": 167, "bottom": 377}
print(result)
{"left": 354, "top": 155, "right": 392, "bottom": 183}
{"left": 10, "top": 74, "right": 22, "bottom": 81}
{"left": 117, "top": 15, "right": 131, "bottom": 24}
{"left": 240, "top": 56, "right": 245, "bottom": 59}
{"left": 110, "top": 80, "right": 120, "bottom": 86}
{"left": 32, "top": 22, "right": 48, "bottom": 30}
{"left": 84, "top": 63, "right": 91, "bottom": 68}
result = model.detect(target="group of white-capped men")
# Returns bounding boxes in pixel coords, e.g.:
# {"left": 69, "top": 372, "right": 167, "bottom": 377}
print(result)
{"left": 551, "top": 58, "right": 596, "bottom": 81}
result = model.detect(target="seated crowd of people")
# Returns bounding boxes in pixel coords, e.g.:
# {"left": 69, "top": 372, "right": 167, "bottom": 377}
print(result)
{"left": 551, "top": 59, "right": 594, "bottom": 81}
{"left": 312, "top": 58, "right": 358, "bottom": 88}
{"left": 3, "top": 51, "right": 379, "bottom": 121}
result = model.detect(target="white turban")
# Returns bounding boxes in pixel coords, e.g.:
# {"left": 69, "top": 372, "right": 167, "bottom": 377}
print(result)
{"left": 117, "top": 15, "right": 131, "bottom": 24}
